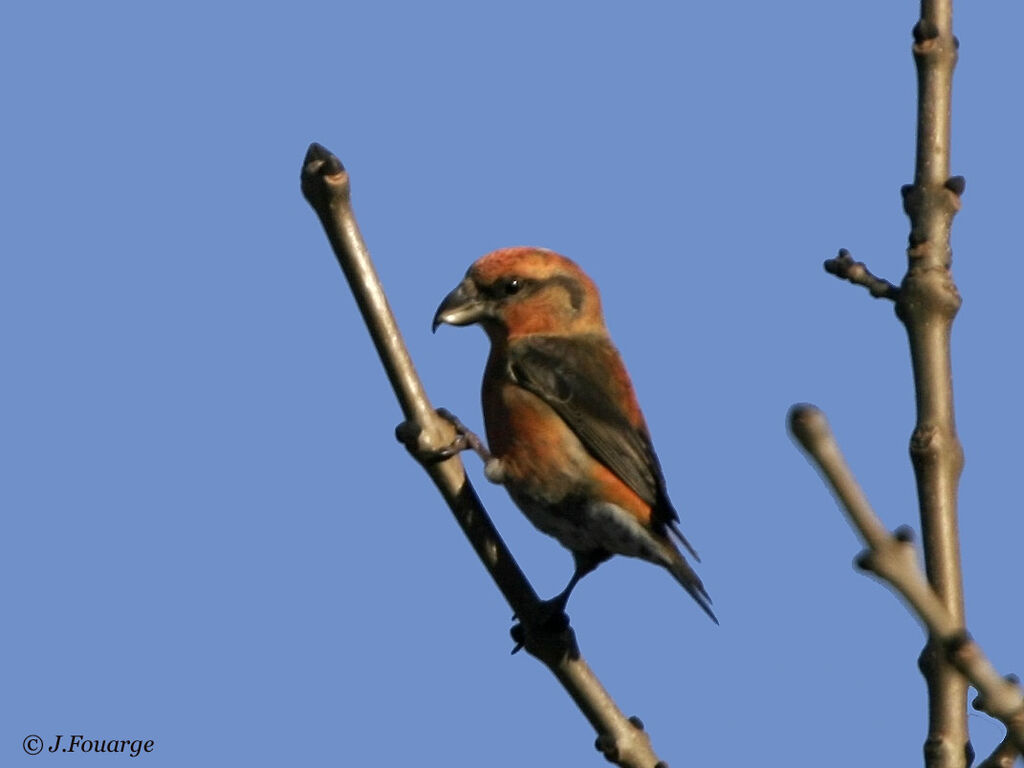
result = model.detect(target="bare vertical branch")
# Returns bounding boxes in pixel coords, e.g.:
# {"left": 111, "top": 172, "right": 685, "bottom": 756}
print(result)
{"left": 300, "top": 143, "right": 667, "bottom": 768}
{"left": 811, "top": 3, "right": 972, "bottom": 765}
{"left": 904, "top": 2, "right": 968, "bottom": 765}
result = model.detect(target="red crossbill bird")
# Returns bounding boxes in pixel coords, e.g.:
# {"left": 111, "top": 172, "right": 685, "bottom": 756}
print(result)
{"left": 433, "top": 247, "right": 716, "bottom": 623}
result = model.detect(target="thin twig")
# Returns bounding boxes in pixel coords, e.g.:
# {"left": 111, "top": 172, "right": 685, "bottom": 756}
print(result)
{"left": 823, "top": 249, "right": 900, "bottom": 300}
{"left": 300, "top": 142, "right": 666, "bottom": 768}
{"left": 788, "top": 405, "right": 1024, "bottom": 758}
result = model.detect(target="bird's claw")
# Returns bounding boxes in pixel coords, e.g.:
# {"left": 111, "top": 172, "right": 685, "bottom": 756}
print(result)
{"left": 435, "top": 407, "right": 464, "bottom": 432}
{"left": 510, "top": 624, "right": 526, "bottom": 655}
{"left": 436, "top": 408, "right": 491, "bottom": 460}
{"left": 425, "top": 432, "right": 472, "bottom": 462}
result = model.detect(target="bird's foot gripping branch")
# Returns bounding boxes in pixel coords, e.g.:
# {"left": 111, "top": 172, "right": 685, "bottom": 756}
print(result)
{"left": 395, "top": 408, "right": 492, "bottom": 465}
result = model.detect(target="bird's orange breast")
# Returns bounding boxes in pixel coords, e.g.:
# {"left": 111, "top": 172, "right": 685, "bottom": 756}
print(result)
{"left": 481, "top": 353, "right": 652, "bottom": 526}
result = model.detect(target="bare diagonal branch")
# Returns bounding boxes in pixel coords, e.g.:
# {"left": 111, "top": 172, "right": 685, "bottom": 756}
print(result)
{"left": 789, "top": 405, "right": 1024, "bottom": 759}
{"left": 300, "top": 142, "right": 666, "bottom": 768}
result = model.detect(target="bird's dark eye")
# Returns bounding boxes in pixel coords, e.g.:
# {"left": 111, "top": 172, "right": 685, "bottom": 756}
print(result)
{"left": 504, "top": 278, "right": 521, "bottom": 295}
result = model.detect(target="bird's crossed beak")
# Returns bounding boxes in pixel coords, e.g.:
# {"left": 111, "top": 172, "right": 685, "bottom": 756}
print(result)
{"left": 433, "top": 277, "right": 491, "bottom": 332}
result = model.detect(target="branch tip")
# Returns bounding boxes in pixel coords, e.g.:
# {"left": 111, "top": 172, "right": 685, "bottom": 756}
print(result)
{"left": 300, "top": 141, "right": 350, "bottom": 211}
{"left": 787, "top": 403, "right": 827, "bottom": 450}
{"left": 822, "top": 250, "right": 899, "bottom": 301}
{"left": 304, "top": 142, "right": 345, "bottom": 175}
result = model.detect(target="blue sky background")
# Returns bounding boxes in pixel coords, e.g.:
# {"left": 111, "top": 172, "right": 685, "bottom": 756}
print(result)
{"left": 3, "top": 2, "right": 1022, "bottom": 766}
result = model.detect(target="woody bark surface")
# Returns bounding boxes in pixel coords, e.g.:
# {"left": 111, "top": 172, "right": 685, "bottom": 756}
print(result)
{"left": 817, "top": 3, "right": 973, "bottom": 766}
{"left": 300, "top": 142, "right": 666, "bottom": 768}
{"left": 902, "top": 4, "right": 968, "bottom": 766}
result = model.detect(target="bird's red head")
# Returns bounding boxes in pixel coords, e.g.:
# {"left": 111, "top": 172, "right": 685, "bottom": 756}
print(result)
{"left": 433, "top": 247, "right": 606, "bottom": 341}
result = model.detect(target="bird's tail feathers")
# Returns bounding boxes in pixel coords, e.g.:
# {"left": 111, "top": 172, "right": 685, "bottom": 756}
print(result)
{"left": 667, "top": 520, "right": 701, "bottom": 563}
{"left": 666, "top": 552, "right": 718, "bottom": 625}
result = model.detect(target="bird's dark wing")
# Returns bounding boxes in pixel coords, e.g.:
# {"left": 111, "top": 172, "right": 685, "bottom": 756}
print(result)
{"left": 506, "top": 333, "right": 676, "bottom": 522}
